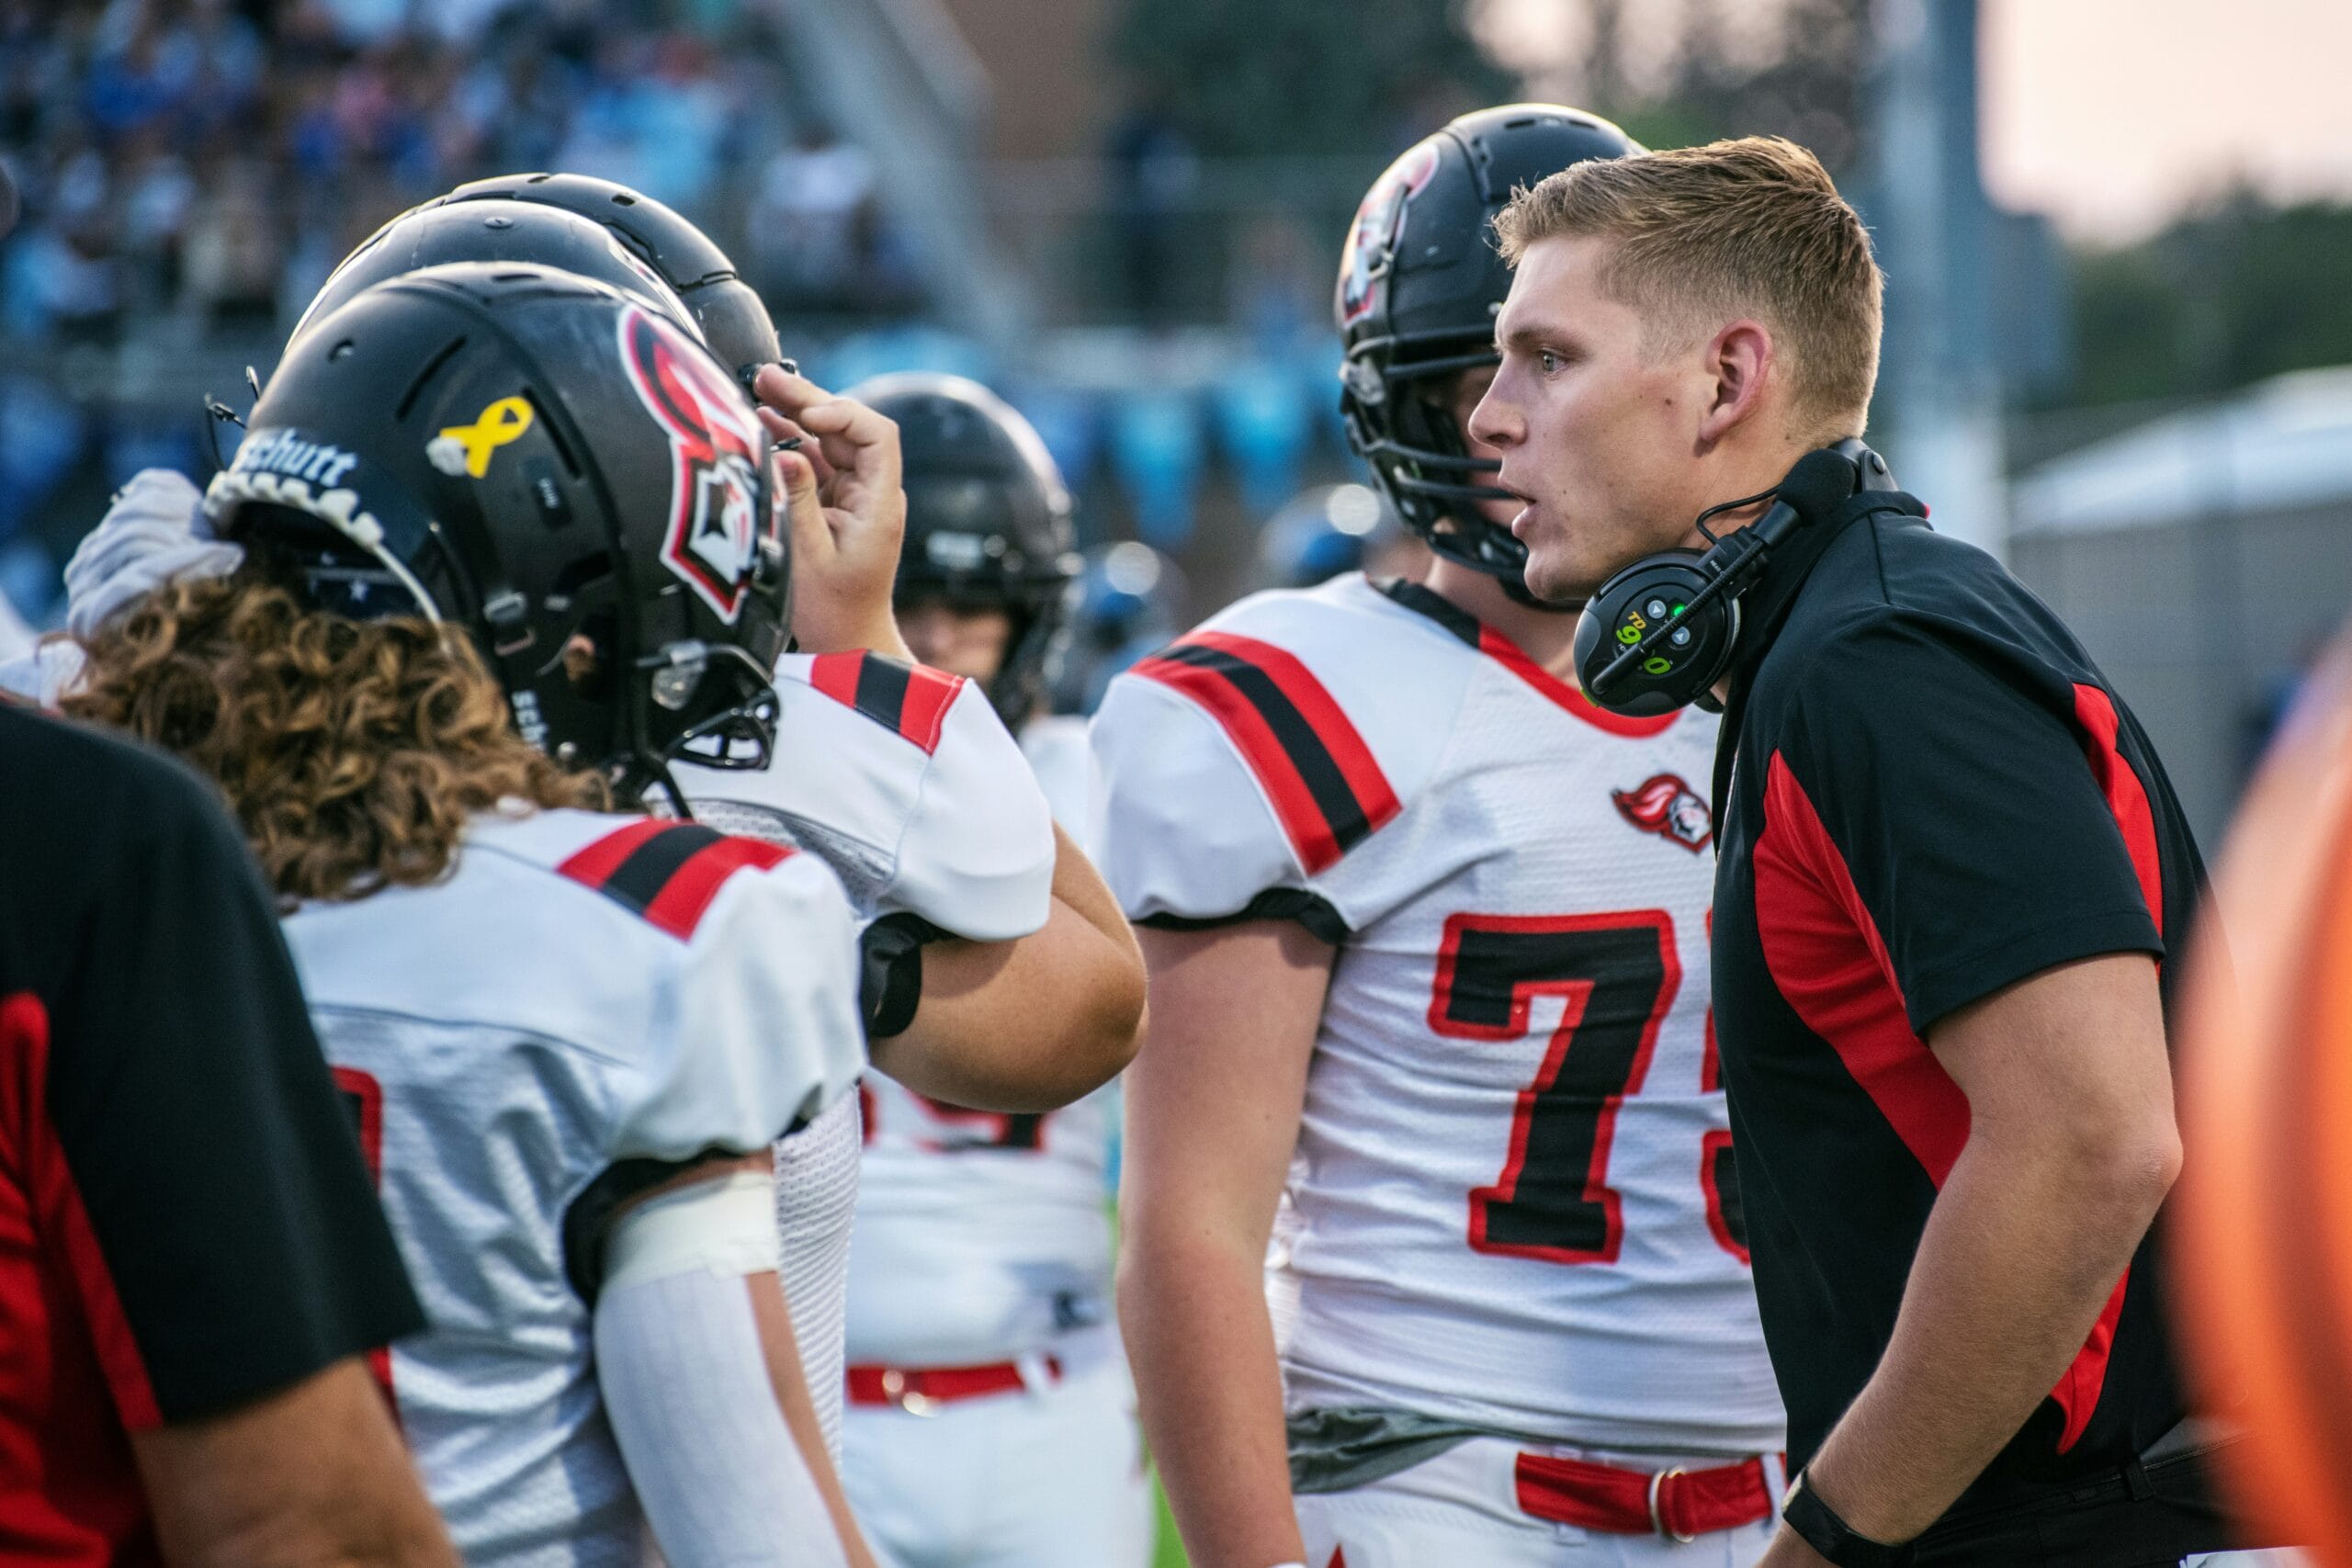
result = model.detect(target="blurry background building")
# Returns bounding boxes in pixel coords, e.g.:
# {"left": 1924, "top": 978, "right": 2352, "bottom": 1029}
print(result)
{"left": 2, "top": 0, "right": 2346, "bottom": 845}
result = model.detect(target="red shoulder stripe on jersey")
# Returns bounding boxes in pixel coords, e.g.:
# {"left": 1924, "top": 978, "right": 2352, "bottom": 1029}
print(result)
{"left": 807, "top": 651, "right": 964, "bottom": 754}
{"left": 0, "top": 992, "right": 163, "bottom": 1429}
{"left": 1756, "top": 752, "right": 2125, "bottom": 1451}
{"left": 559, "top": 821, "right": 792, "bottom": 940}
{"left": 1131, "top": 631, "right": 1400, "bottom": 874}
{"left": 554, "top": 818, "right": 671, "bottom": 891}
{"left": 641, "top": 834, "right": 792, "bottom": 940}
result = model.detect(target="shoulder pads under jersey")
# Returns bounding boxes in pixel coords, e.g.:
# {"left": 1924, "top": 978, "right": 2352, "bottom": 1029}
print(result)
{"left": 678, "top": 651, "right": 1054, "bottom": 941}
{"left": 1091, "top": 584, "right": 1466, "bottom": 932}
{"left": 567, "top": 818, "right": 866, "bottom": 1164}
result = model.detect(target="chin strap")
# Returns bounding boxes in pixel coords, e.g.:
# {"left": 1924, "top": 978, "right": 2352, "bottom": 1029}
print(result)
{"left": 1499, "top": 573, "right": 1586, "bottom": 614}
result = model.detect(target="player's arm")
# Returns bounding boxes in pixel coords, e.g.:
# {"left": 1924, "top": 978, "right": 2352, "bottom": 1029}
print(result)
{"left": 1751, "top": 626, "right": 2179, "bottom": 1563}
{"left": 131, "top": 1364, "right": 456, "bottom": 1568}
{"left": 1120, "top": 920, "right": 1333, "bottom": 1568}
{"left": 1770, "top": 957, "right": 2177, "bottom": 1562}
{"left": 867, "top": 821, "right": 1146, "bottom": 1112}
{"left": 756, "top": 360, "right": 1146, "bottom": 1109}
{"left": 594, "top": 1154, "right": 881, "bottom": 1568}
{"left": 758, "top": 365, "right": 911, "bottom": 661}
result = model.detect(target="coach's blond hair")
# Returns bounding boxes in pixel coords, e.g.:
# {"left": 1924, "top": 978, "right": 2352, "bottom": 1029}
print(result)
{"left": 66, "top": 571, "right": 606, "bottom": 905}
{"left": 1494, "top": 136, "right": 1883, "bottom": 437}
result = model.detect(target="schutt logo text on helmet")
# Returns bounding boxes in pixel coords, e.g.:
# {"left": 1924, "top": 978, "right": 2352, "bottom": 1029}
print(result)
{"left": 1612, "top": 773, "right": 1713, "bottom": 852}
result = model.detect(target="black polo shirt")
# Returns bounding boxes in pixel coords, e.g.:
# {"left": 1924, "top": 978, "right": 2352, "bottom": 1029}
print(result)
{"left": 0, "top": 706, "right": 424, "bottom": 1566}
{"left": 1711, "top": 492, "right": 2206, "bottom": 1521}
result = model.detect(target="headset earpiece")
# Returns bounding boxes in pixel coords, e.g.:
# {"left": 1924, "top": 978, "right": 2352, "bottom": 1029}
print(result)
{"left": 1573, "top": 551, "right": 1742, "bottom": 716}
{"left": 1573, "top": 442, "right": 1890, "bottom": 718}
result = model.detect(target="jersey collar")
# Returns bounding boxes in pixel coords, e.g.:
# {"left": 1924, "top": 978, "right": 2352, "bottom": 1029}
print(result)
{"left": 1374, "top": 576, "right": 1679, "bottom": 738}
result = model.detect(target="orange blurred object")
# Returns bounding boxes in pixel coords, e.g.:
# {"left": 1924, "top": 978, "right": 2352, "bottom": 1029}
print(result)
{"left": 2174, "top": 628, "right": 2352, "bottom": 1567}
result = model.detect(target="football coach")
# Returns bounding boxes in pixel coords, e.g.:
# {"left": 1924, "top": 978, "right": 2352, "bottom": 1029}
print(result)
{"left": 1468, "top": 139, "right": 2284, "bottom": 1566}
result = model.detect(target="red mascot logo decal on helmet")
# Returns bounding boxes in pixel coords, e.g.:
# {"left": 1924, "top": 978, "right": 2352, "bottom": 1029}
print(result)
{"left": 616, "top": 303, "right": 764, "bottom": 623}
{"left": 1613, "top": 773, "right": 1713, "bottom": 852}
{"left": 1339, "top": 141, "right": 1440, "bottom": 328}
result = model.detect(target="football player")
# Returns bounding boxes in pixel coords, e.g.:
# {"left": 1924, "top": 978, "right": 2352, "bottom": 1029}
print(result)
{"left": 62, "top": 263, "right": 881, "bottom": 1566}
{"left": 811, "top": 372, "right": 1153, "bottom": 1568}
{"left": 26, "top": 182, "right": 1147, "bottom": 1460}
{"left": 1095, "top": 107, "right": 1787, "bottom": 1568}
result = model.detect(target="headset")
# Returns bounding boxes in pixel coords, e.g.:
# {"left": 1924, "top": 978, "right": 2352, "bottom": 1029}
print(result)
{"left": 1573, "top": 439, "right": 1899, "bottom": 716}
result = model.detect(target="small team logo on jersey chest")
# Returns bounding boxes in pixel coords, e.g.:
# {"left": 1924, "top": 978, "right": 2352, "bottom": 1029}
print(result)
{"left": 1613, "top": 773, "right": 1713, "bottom": 852}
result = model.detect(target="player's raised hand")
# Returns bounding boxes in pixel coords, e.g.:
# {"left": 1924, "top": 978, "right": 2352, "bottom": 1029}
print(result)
{"left": 755, "top": 365, "right": 911, "bottom": 659}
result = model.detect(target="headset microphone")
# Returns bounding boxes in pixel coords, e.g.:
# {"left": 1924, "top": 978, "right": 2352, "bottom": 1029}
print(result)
{"left": 1574, "top": 443, "right": 1886, "bottom": 716}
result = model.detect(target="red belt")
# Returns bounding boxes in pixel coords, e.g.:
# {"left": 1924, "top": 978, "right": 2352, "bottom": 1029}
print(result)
{"left": 845, "top": 1356, "right": 1061, "bottom": 1415}
{"left": 1514, "top": 1451, "right": 1776, "bottom": 1540}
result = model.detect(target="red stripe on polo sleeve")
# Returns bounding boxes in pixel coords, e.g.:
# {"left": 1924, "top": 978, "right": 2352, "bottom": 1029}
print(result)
{"left": 2073, "top": 683, "right": 2164, "bottom": 941}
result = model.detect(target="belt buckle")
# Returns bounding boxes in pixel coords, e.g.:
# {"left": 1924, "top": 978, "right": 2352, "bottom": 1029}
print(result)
{"left": 878, "top": 1368, "right": 939, "bottom": 1417}
{"left": 1647, "top": 1466, "right": 1695, "bottom": 1543}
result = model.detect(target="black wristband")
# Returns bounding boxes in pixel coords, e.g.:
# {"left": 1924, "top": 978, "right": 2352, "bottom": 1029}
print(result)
{"left": 1781, "top": 1473, "right": 1915, "bottom": 1568}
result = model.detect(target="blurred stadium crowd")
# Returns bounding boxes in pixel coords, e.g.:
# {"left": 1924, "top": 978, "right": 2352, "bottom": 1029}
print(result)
{"left": 0, "top": 0, "right": 904, "bottom": 344}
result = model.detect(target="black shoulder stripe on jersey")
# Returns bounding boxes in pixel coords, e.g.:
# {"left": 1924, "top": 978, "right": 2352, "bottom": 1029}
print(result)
{"left": 854, "top": 653, "right": 914, "bottom": 733}
{"left": 1377, "top": 577, "right": 1482, "bottom": 649}
{"left": 1150, "top": 639, "right": 1384, "bottom": 859}
{"left": 600, "top": 824, "right": 724, "bottom": 916}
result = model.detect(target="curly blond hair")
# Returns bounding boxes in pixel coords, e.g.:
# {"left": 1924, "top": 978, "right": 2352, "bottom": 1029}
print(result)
{"left": 65, "top": 571, "right": 607, "bottom": 904}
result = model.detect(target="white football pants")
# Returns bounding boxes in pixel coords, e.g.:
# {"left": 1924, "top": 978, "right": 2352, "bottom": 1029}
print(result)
{"left": 840, "top": 1331, "right": 1153, "bottom": 1568}
{"left": 1294, "top": 1435, "right": 1784, "bottom": 1568}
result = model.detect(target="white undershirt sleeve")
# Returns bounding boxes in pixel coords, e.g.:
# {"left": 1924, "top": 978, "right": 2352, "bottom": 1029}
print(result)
{"left": 594, "top": 1174, "right": 854, "bottom": 1568}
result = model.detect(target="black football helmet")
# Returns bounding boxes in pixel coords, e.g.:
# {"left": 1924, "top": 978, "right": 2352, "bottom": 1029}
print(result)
{"left": 851, "top": 372, "right": 1080, "bottom": 731}
{"left": 291, "top": 198, "right": 704, "bottom": 348}
{"left": 204, "top": 262, "right": 787, "bottom": 809}
{"left": 1337, "top": 104, "right": 1639, "bottom": 604}
{"left": 438, "top": 173, "right": 784, "bottom": 387}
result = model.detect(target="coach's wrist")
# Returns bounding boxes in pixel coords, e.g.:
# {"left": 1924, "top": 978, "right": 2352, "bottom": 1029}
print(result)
{"left": 1781, "top": 1471, "right": 1915, "bottom": 1568}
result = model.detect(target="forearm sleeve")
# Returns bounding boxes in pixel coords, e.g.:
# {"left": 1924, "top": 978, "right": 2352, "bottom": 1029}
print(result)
{"left": 594, "top": 1178, "right": 852, "bottom": 1568}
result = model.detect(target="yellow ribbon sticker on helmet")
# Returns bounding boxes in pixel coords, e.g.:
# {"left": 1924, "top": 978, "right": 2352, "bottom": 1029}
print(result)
{"left": 428, "top": 396, "right": 536, "bottom": 479}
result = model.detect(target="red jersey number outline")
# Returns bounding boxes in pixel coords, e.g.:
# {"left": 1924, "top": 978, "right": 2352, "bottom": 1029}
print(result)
{"left": 1428, "top": 908, "right": 1747, "bottom": 1265}
{"left": 331, "top": 1066, "right": 400, "bottom": 1403}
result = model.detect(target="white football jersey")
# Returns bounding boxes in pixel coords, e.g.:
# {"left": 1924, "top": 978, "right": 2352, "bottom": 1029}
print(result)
{"left": 677, "top": 649, "right": 1055, "bottom": 941}
{"left": 283, "top": 807, "right": 866, "bottom": 1568}
{"left": 843, "top": 714, "right": 1120, "bottom": 1368}
{"left": 679, "top": 650, "right": 1056, "bottom": 1451}
{"left": 1091, "top": 574, "right": 1781, "bottom": 1455}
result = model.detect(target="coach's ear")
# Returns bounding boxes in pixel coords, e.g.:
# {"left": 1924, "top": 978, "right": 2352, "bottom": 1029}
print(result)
{"left": 1695, "top": 319, "right": 1776, "bottom": 447}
